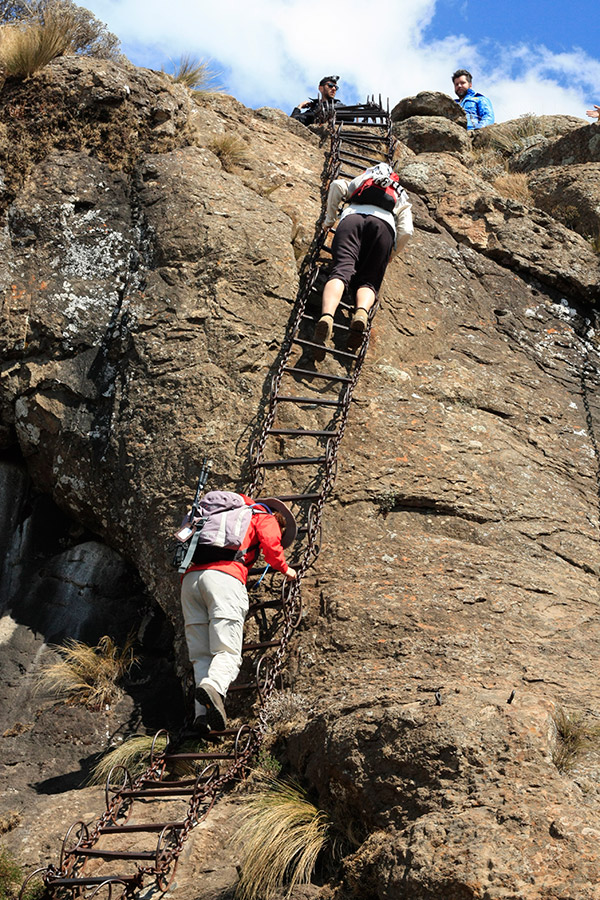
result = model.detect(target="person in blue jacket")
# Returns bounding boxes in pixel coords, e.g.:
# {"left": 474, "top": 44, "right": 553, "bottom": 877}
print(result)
{"left": 452, "top": 69, "right": 495, "bottom": 130}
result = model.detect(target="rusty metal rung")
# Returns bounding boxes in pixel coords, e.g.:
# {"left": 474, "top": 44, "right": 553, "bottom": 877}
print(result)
{"left": 163, "top": 751, "right": 235, "bottom": 761}
{"left": 119, "top": 787, "right": 198, "bottom": 797}
{"left": 301, "top": 312, "right": 351, "bottom": 332}
{"left": 259, "top": 455, "right": 327, "bottom": 468}
{"left": 274, "top": 492, "right": 321, "bottom": 502}
{"left": 69, "top": 849, "right": 155, "bottom": 861}
{"left": 293, "top": 337, "right": 357, "bottom": 361}
{"left": 339, "top": 148, "right": 388, "bottom": 165}
{"left": 242, "top": 639, "right": 283, "bottom": 651}
{"left": 274, "top": 394, "right": 344, "bottom": 407}
{"left": 47, "top": 877, "right": 137, "bottom": 888}
{"left": 99, "top": 822, "right": 184, "bottom": 834}
{"left": 267, "top": 428, "right": 337, "bottom": 437}
{"left": 282, "top": 365, "right": 352, "bottom": 383}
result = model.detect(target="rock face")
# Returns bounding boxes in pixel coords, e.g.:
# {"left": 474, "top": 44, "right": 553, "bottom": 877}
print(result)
{"left": 392, "top": 116, "right": 471, "bottom": 160}
{"left": 2, "top": 57, "right": 600, "bottom": 899}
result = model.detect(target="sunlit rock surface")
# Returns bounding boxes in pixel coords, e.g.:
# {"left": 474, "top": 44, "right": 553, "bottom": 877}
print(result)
{"left": 1, "top": 56, "right": 600, "bottom": 899}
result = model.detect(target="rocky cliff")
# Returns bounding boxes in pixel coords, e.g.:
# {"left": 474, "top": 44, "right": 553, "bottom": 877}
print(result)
{"left": 1, "top": 62, "right": 600, "bottom": 899}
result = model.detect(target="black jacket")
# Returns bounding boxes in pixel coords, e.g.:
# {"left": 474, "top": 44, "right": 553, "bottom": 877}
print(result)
{"left": 290, "top": 97, "right": 342, "bottom": 126}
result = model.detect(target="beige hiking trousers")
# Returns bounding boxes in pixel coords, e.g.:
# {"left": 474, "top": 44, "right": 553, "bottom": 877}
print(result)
{"left": 180, "top": 568, "right": 249, "bottom": 714}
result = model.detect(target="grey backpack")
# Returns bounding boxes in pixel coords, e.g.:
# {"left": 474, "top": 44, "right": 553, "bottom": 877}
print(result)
{"left": 174, "top": 491, "right": 259, "bottom": 574}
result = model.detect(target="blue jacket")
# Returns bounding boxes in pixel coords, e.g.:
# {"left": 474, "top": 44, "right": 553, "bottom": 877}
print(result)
{"left": 456, "top": 88, "right": 495, "bottom": 130}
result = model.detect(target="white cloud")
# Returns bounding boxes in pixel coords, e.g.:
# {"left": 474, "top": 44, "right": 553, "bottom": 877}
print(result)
{"left": 87, "top": 0, "right": 597, "bottom": 123}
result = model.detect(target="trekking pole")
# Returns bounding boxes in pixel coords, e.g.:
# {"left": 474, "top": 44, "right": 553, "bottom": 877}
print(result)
{"left": 189, "top": 457, "right": 212, "bottom": 520}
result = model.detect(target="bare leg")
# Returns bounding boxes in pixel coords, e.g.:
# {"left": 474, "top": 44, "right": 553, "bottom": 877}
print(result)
{"left": 355, "top": 286, "right": 376, "bottom": 313}
{"left": 321, "top": 277, "right": 346, "bottom": 317}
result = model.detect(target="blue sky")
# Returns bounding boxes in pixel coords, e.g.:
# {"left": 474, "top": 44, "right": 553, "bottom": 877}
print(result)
{"left": 85, "top": 0, "right": 600, "bottom": 123}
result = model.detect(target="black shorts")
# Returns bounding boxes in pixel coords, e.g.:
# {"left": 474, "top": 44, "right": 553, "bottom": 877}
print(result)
{"left": 327, "top": 213, "right": 394, "bottom": 294}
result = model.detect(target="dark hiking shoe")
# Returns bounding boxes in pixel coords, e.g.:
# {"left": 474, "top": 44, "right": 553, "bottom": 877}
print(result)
{"left": 312, "top": 314, "right": 333, "bottom": 361}
{"left": 346, "top": 308, "right": 368, "bottom": 352}
{"left": 191, "top": 715, "right": 210, "bottom": 739}
{"left": 195, "top": 683, "right": 227, "bottom": 732}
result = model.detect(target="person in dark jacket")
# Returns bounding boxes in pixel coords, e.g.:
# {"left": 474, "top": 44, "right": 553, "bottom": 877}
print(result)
{"left": 181, "top": 495, "right": 297, "bottom": 735}
{"left": 452, "top": 69, "right": 494, "bottom": 130}
{"left": 291, "top": 75, "right": 341, "bottom": 126}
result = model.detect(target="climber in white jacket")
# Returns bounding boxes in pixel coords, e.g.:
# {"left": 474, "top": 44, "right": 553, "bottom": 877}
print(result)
{"left": 313, "top": 163, "right": 413, "bottom": 359}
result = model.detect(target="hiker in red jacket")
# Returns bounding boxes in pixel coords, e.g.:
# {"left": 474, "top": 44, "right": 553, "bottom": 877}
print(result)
{"left": 180, "top": 495, "right": 297, "bottom": 735}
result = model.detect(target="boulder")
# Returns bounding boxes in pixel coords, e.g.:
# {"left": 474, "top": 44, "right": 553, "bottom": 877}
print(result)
{"left": 513, "top": 122, "right": 600, "bottom": 171}
{"left": 396, "top": 151, "right": 600, "bottom": 297}
{"left": 529, "top": 163, "right": 600, "bottom": 238}
{"left": 392, "top": 90, "right": 467, "bottom": 127}
{"left": 392, "top": 116, "right": 472, "bottom": 160}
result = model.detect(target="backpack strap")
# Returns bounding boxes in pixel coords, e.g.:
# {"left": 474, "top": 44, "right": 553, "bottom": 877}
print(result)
{"left": 178, "top": 527, "right": 203, "bottom": 575}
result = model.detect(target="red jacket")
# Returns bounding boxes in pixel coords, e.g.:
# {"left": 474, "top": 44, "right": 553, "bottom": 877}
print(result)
{"left": 185, "top": 494, "right": 290, "bottom": 585}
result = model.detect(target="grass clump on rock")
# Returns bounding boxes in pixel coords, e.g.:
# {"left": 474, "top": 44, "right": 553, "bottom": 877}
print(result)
{"left": 166, "top": 53, "right": 220, "bottom": 93}
{"left": 0, "top": 16, "right": 71, "bottom": 76}
{"left": 208, "top": 133, "right": 248, "bottom": 172}
{"left": 552, "top": 706, "right": 600, "bottom": 773}
{"left": 235, "top": 779, "right": 331, "bottom": 900}
{"left": 37, "top": 634, "right": 136, "bottom": 711}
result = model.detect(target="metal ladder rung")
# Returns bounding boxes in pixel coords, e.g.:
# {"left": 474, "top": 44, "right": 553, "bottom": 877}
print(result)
{"left": 248, "top": 598, "right": 283, "bottom": 613}
{"left": 243, "top": 639, "right": 282, "bottom": 651}
{"left": 267, "top": 428, "right": 337, "bottom": 437}
{"left": 274, "top": 492, "right": 321, "bottom": 502}
{"left": 282, "top": 365, "right": 352, "bottom": 383}
{"left": 259, "top": 456, "right": 327, "bottom": 468}
{"left": 119, "top": 787, "right": 198, "bottom": 797}
{"left": 339, "top": 148, "right": 388, "bottom": 165}
{"left": 162, "top": 751, "right": 235, "bottom": 761}
{"left": 338, "top": 132, "right": 390, "bottom": 143}
{"left": 293, "top": 337, "right": 357, "bottom": 361}
{"left": 69, "top": 849, "right": 156, "bottom": 861}
{"left": 338, "top": 158, "right": 366, "bottom": 170}
{"left": 301, "top": 312, "right": 351, "bottom": 332}
{"left": 140, "top": 777, "right": 197, "bottom": 787}
{"left": 48, "top": 877, "right": 138, "bottom": 888}
{"left": 341, "top": 120, "right": 388, "bottom": 127}
{"left": 99, "top": 822, "right": 184, "bottom": 835}
{"left": 275, "top": 394, "right": 345, "bottom": 407}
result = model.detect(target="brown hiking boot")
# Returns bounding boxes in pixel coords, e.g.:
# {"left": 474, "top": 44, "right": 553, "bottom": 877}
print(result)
{"left": 195, "top": 683, "right": 227, "bottom": 732}
{"left": 312, "top": 314, "right": 333, "bottom": 362}
{"left": 346, "top": 308, "right": 369, "bottom": 352}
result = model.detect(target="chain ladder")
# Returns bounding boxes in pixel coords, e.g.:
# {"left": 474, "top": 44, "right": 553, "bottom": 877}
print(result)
{"left": 28, "top": 99, "right": 394, "bottom": 900}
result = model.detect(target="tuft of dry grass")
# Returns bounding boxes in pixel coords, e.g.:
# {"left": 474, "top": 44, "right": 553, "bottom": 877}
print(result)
{"left": 486, "top": 113, "right": 545, "bottom": 155}
{"left": 90, "top": 734, "right": 164, "bottom": 784}
{"left": 90, "top": 732, "right": 208, "bottom": 785}
{"left": 472, "top": 146, "right": 508, "bottom": 183}
{"left": 552, "top": 706, "right": 600, "bottom": 773}
{"left": 235, "top": 779, "right": 330, "bottom": 900}
{"left": 207, "top": 133, "right": 248, "bottom": 172}
{"left": 37, "top": 635, "right": 137, "bottom": 711}
{"left": 166, "top": 53, "right": 221, "bottom": 93}
{"left": 0, "top": 811, "right": 20, "bottom": 835}
{"left": 492, "top": 172, "right": 531, "bottom": 205}
{"left": 0, "top": 17, "right": 71, "bottom": 76}
{"left": 586, "top": 232, "right": 600, "bottom": 254}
